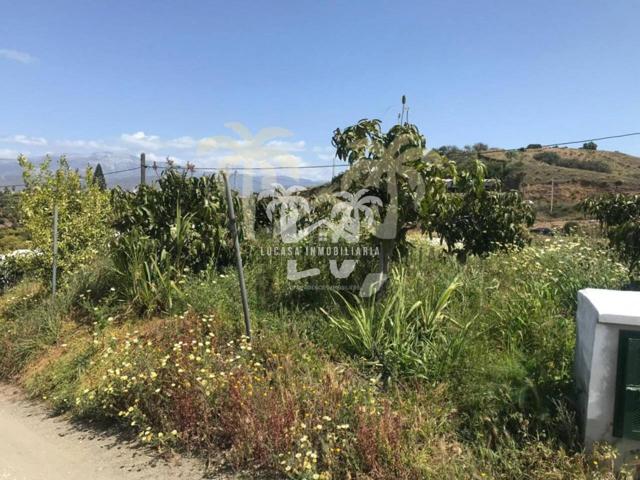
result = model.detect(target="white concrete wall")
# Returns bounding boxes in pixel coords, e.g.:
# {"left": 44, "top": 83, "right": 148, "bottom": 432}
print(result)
{"left": 576, "top": 288, "right": 640, "bottom": 461}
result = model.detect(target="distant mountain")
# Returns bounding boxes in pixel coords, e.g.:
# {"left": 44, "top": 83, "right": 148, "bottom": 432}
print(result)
{"left": 0, "top": 152, "right": 321, "bottom": 194}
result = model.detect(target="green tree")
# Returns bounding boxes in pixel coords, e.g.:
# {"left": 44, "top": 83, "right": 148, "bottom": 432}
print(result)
{"left": 111, "top": 169, "right": 234, "bottom": 273}
{"left": 582, "top": 194, "right": 640, "bottom": 278}
{"left": 418, "top": 159, "right": 535, "bottom": 261}
{"left": 94, "top": 163, "right": 107, "bottom": 190}
{"left": 18, "top": 155, "right": 113, "bottom": 278}
{"left": 583, "top": 141, "right": 598, "bottom": 150}
{"left": 332, "top": 119, "right": 434, "bottom": 271}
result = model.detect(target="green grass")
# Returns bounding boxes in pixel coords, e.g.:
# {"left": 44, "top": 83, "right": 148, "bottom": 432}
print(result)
{"left": 0, "top": 235, "right": 634, "bottom": 479}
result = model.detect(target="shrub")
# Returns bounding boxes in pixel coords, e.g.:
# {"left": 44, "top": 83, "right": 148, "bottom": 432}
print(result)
{"left": 111, "top": 169, "right": 234, "bottom": 273}
{"left": 110, "top": 170, "right": 240, "bottom": 313}
{"left": 562, "top": 221, "right": 580, "bottom": 235}
{"left": 582, "top": 141, "right": 598, "bottom": 150}
{"left": 582, "top": 194, "right": 640, "bottom": 277}
{"left": 18, "top": 155, "right": 112, "bottom": 279}
{"left": 419, "top": 160, "right": 535, "bottom": 260}
{"left": 534, "top": 151, "right": 611, "bottom": 173}
{"left": 0, "top": 249, "right": 40, "bottom": 290}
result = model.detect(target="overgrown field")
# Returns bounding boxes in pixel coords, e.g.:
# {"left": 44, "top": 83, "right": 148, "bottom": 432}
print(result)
{"left": 0, "top": 236, "right": 632, "bottom": 479}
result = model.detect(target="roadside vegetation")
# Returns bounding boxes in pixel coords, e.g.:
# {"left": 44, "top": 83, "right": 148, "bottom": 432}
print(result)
{"left": 0, "top": 120, "right": 638, "bottom": 479}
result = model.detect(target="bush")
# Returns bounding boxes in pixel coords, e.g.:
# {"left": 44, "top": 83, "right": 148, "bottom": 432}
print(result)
{"left": 18, "top": 156, "right": 112, "bottom": 279}
{"left": 111, "top": 169, "right": 234, "bottom": 273}
{"left": 562, "top": 221, "right": 580, "bottom": 235}
{"left": 419, "top": 160, "right": 535, "bottom": 260}
{"left": 582, "top": 141, "right": 598, "bottom": 150}
{"left": 534, "top": 151, "right": 610, "bottom": 173}
{"left": 582, "top": 194, "right": 640, "bottom": 277}
{"left": 0, "top": 249, "right": 39, "bottom": 290}
{"left": 110, "top": 170, "right": 239, "bottom": 314}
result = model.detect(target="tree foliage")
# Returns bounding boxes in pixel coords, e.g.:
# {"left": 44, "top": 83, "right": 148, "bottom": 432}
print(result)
{"left": 94, "top": 163, "right": 107, "bottom": 190}
{"left": 332, "top": 119, "right": 427, "bottom": 250}
{"left": 582, "top": 194, "right": 640, "bottom": 276}
{"left": 582, "top": 141, "right": 598, "bottom": 150}
{"left": 110, "top": 170, "right": 239, "bottom": 313}
{"left": 111, "top": 169, "right": 235, "bottom": 274}
{"left": 18, "top": 155, "right": 112, "bottom": 278}
{"left": 418, "top": 159, "right": 535, "bottom": 260}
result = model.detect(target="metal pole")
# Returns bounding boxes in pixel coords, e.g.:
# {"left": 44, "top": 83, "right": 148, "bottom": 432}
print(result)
{"left": 140, "top": 153, "right": 146, "bottom": 187}
{"left": 52, "top": 204, "right": 58, "bottom": 297}
{"left": 222, "top": 171, "right": 252, "bottom": 340}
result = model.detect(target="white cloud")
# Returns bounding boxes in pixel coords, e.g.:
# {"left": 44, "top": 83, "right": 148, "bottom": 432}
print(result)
{"left": 165, "top": 136, "right": 197, "bottom": 149}
{"left": 0, "top": 48, "right": 36, "bottom": 64}
{"left": 0, "top": 134, "right": 47, "bottom": 146}
{"left": 120, "top": 131, "right": 162, "bottom": 150}
{"left": 265, "top": 140, "right": 306, "bottom": 151}
{"left": 121, "top": 132, "right": 200, "bottom": 151}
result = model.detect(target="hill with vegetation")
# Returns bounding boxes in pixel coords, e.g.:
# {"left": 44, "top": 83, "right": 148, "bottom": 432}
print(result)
{"left": 479, "top": 147, "right": 640, "bottom": 220}
{"left": 312, "top": 145, "right": 640, "bottom": 224}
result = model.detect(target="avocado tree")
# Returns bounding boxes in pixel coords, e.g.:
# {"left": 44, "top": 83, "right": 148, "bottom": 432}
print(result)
{"left": 418, "top": 159, "right": 535, "bottom": 261}
{"left": 582, "top": 194, "right": 640, "bottom": 278}
{"left": 331, "top": 119, "right": 439, "bottom": 272}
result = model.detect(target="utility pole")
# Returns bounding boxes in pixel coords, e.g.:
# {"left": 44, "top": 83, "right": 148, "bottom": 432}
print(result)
{"left": 222, "top": 171, "right": 252, "bottom": 340}
{"left": 399, "top": 95, "right": 407, "bottom": 125}
{"left": 140, "top": 153, "right": 146, "bottom": 187}
{"left": 52, "top": 204, "right": 58, "bottom": 297}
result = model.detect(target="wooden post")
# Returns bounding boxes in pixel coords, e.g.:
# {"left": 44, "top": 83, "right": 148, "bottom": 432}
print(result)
{"left": 140, "top": 153, "right": 146, "bottom": 187}
{"left": 52, "top": 204, "right": 58, "bottom": 297}
{"left": 550, "top": 178, "right": 555, "bottom": 214}
{"left": 222, "top": 171, "right": 252, "bottom": 340}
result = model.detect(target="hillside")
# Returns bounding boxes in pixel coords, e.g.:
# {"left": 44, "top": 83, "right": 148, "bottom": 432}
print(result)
{"left": 311, "top": 147, "right": 640, "bottom": 222}
{"left": 480, "top": 147, "right": 640, "bottom": 220}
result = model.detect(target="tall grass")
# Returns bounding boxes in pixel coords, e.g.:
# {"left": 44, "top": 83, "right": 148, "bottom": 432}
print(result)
{"left": 323, "top": 268, "right": 472, "bottom": 381}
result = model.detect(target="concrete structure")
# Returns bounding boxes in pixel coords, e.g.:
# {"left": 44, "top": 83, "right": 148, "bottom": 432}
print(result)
{"left": 576, "top": 288, "right": 640, "bottom": 459}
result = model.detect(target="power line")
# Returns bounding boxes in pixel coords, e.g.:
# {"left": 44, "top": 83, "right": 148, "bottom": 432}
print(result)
{"left": 152, "top": 163, "right": 350, "bottom": 172}
{"left": 475, "top": 131, "right": 640, "bottom": 156}
{"left": 1, "top": 129, "right": 638, "bottom": 188}
{"left": 541, "top": 132, "right": 640, "bottom": 148}
{"left": 103, "top": 166, "right": 140, "bottom": 176}
{"left": 0, "top": 166, "right": 140, "bottom": 189}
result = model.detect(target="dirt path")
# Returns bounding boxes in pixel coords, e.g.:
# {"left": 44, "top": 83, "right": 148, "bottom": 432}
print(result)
{"left": 0, "top": 384, "right": 213, "bottom": 480}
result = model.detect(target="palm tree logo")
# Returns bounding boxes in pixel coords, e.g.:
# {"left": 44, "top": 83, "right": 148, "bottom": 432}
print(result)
{"left": 330, "top": 189, "right": 382, "bottom": 243}
{"left": 258, "top": 184, "right": 310, "bottom": 243}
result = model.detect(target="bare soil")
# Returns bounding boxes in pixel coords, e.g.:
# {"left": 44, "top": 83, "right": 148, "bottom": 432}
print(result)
{"left": 0, "top": 384, "right": 231, "bottom": 480}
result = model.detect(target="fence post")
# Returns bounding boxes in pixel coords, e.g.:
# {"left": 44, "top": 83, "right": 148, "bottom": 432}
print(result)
{"left": 140, "top": 153, "right": 146, "bottom": 187}
{"left": 222, "top": 171, "right": 252, "bottom": 340}
{"left": 52, "top": 204, "right": 58, "bottom": 297}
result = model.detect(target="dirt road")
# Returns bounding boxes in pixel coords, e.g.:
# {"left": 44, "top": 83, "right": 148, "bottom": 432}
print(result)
{"left": 0, "top": 384, "right": 209, "bottom": 480}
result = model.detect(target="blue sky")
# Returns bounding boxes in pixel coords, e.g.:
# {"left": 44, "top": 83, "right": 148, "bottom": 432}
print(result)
{"left": 1, "top": 0, "right": 639, "bottom": 178}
